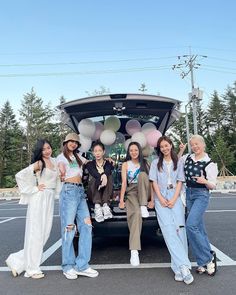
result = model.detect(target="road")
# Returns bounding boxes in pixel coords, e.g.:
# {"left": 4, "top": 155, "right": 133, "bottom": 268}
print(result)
{"left": 0, "top": 193, "right": 236, "bottom": 295}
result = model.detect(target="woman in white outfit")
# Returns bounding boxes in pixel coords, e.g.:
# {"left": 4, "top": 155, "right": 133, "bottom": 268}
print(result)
{"left": 6, "top": 139, "right": 61, "bottom": 279}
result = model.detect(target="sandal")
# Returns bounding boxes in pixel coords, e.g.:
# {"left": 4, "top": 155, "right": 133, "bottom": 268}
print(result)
{"left": 207, "top": 251, "right": 217, "bottom": 276}
{"left": 31, "top": 272, "right": 45, "bottom": 279}
{"left": 196, "top": 266, "right": 206, "bottom": 274}
{"left": 5, "top": 260, "right": 18, "bottom": 277}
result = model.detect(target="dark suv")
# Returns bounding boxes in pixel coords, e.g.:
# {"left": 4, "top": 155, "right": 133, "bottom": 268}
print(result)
{"left": 58, "top": 93, "right": 180, "bottom": 235}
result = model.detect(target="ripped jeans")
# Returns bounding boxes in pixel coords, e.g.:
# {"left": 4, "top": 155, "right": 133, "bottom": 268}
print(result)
{"left": 60, "top": 183, "right": 92, "bottom": 272}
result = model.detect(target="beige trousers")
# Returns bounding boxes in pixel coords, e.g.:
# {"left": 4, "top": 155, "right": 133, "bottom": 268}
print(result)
{"left": 126, "top": 172, "right": 150, "bottom": 250}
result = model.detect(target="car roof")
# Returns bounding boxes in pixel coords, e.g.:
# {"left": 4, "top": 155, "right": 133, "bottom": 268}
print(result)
{"left": 58, "top": 93, "right": 181, "bottom": 134}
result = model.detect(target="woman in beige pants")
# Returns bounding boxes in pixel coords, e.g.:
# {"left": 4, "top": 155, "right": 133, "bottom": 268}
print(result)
{"left": 119, "top": 141, "right": 153, "bottom": 266}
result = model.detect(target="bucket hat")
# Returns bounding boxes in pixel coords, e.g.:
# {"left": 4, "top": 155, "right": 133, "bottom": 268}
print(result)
{"left": 63, "top": 133, "right": 80, "bottom": 145}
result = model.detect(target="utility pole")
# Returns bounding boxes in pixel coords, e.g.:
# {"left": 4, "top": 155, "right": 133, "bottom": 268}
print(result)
{"left": 172, "top": 52, "right": 206, "bottom": 146}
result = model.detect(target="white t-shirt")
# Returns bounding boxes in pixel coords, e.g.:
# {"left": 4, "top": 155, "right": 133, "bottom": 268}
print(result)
{"left": 57, "top": 153, "right": 86, "bottom": 180}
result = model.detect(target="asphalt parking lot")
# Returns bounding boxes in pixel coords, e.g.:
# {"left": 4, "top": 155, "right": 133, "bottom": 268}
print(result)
{"left": 0, "top": 192, "right": 236, "bottom": 295}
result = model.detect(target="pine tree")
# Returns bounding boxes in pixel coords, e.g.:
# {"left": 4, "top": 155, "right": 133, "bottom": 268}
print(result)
{"left": 0, "top": 101, "right": 23, "bottom": 187}
{"left": 19, "top": 88, "right": 54, "bottom": 163}
{"left": 207, "top": 91, "right": 225, "bottom": 131}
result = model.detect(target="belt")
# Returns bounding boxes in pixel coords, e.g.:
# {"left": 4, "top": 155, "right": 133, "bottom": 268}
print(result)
{"left": 64, "top": 182, "right": 83, "bottom": 187}
{"left": 167, "top": 184, "right": 174, "bottom": 190}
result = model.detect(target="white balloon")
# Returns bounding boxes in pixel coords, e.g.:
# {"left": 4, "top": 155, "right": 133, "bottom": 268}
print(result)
{"left": 78, "top": 119, "right": 95, "bottom": 138}
{"left": 141, "top": 122, "right": 157, "bottom": 135}
{"left": 131, "top": 132, "right": 147, "bottom": 148}
{"left": 104, "top": 116, "right": 121, "bottom": 132}
{"left": 100, "top": 129, "right": 116, "bottom": 146}
{"left": 124, "top": 138, "right": 132, "bottom": 151}
{"left": 79, "top": 135, "right": 92, "bottom": 152}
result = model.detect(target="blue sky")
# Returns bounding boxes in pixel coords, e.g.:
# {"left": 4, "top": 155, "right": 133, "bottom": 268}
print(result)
{"left": 0, "top": 0, "right": 235, "bottom": 114}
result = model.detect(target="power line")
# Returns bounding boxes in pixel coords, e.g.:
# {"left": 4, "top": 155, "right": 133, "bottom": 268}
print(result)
{"left": 0, "top": 56, "right": 176, "bottom": 68}
{"left": 0, "top": 65, "right": 172, "bottom": 78}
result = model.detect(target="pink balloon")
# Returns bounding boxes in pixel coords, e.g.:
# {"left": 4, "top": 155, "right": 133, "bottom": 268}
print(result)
{"left": 146, "top": 130, "right": 162, "bottom": 147}
{"left": 125, "top": 119, "right": 141, "bottom": 136}
{"left": 92, "top": 122, "right": 104, "bottom": 140}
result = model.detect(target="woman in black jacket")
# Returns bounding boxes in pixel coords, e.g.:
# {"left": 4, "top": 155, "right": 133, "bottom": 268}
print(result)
{"left": 86, "top": 141, "right": 114, "bottom": 222}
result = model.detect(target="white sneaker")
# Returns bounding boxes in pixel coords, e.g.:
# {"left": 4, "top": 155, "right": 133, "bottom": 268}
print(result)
{"left": 94, "top": 205, "right": 104, "bottom": 222}
{"left": 63, "top": 268, "right": 78, "bottom": 280}
{"left": 102, "top": 203, "right": 113, "bottom": 220}
{"left": 174, "top": 272, "right": 183, "bottom": 282}
{"left": 75, "top": 267, "right": 99, "bottom": 278}
{"left": 140, "top": 206, "right": 149, "bottom": 218}
{"left": 130, "top": 250, "right": 140, "bottom": 267}
{"left": 180, "top": 265, "right": 194, "bottom": 285}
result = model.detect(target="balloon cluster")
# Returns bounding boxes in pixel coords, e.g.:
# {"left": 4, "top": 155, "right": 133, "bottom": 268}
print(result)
{"left": 78, "top": 117, "right": 162, "bottom": 155}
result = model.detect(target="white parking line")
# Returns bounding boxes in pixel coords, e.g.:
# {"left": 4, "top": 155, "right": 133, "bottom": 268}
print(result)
{"left": 210, "top": 243, "right": 235, "bottom": 264}
{"left": 0, "top": 215, "right": 60, "bottom": 220}
{"left": 0, "top": 218, "right": 16, "bottom": 224}
{"left": 0, "top": 200, "right": 19, "bottom": 206}
{"left": 0, "top": 208, "right": 27, "bottom": 211}
{"left": 1, "top": 260, "right": 236, "bottom": 272}
{"left": 42, "top": 239, "right": 62, "bottom": 263}
{"left": 206, "top": 210, "right": 236, "bottom": 213}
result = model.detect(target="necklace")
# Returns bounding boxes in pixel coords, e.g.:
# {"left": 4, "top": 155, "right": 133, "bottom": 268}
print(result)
{"left": 96, "top": 160, "right": 105, "bottom": 174}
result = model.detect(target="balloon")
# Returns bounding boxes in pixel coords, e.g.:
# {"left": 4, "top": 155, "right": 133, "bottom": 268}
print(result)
{"left": 146, "top": 130, "right": 162, "bottom": 147}
{"left": 141, "top": 122, "right": 156, "bottom": 135}
{"left": 79, "top": 135, "right": 92, "bottom": 152}
{"left": 131, "top": 132, "right": 147, "bottom": 148}
{"left": 142, "top": 145, "right": 154, "bottom": 157}
{"left": 125, "top": 119, "right": 141, "bottom": 136}
{"left": 78, "top": 119, "right": 95, "bottom": 138}
{"left": 104, "top": 116, "right": 121, "bottom": 132}
{"left": 115, "top": 132, "right": 126, "bottom": 144}
{"left": 91, "top": 122, "right": 104, "bottom": 140}
{"left": 100, "top": 129, "right": 116, "bottom": 145}
{"left": 124, "top": 138, "right": 132, "bottom": 151}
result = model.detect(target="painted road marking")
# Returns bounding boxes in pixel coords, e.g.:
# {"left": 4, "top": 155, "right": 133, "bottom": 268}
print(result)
{"left": 0, "top": 217, "right": 16, "bottom": 224}
{"left": 42, "top": 239, "right": 62, "bottom": 263}
{"left": 0, "top": 200, "right": 19, "bottom": 206}
{"left": 1, "top": 261, "right": 236, "bottom": 272}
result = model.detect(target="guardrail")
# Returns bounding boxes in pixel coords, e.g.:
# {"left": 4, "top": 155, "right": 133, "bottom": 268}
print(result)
{"left": 0, "top": 188, "right": 20, "bottom": 199}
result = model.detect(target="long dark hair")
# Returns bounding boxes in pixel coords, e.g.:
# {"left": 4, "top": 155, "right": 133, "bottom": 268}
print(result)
{"left": 63, "top": 142, "right": 83, "bottom": 167}
{"left": 126, "top": 141, "right": 149, "bottom": 174}
{"left": 31, "top": 139, "right": 52, "bottom": 175}
{"left": 155, "top": 136, "right": 178, "bottom": 171}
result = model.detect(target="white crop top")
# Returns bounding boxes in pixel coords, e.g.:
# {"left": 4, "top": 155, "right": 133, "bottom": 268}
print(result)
{"left": 57, "top": 153, "right": 86, "bottom": 180}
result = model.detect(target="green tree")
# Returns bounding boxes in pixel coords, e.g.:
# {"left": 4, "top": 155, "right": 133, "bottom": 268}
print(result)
{"left": 19, "top": 88, "right": 54, "bottom": 163}
{"left": 0, "top": 101, "right": 23, "bottom": 187}
{"left": 206, "top": 132, "right": 235, "bottom": 175}
{"left": 207, "top": 91, "right": 225, "bottom": 131}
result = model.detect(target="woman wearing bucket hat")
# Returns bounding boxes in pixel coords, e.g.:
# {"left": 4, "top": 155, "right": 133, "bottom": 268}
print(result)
{"left": 57, "top": 133, "right": 98, "bottom": 280}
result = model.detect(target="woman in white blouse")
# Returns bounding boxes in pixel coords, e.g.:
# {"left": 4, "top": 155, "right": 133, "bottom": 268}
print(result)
{"left": 6, "top": 139, "right": 61, "bottom": 279}
{"left": 179, "top": 134, "right": 218, "bottom": 276}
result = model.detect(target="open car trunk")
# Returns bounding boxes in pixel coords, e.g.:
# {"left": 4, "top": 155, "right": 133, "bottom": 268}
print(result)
{"left": 58, "top": 93, "right": 181, "bottom": 223}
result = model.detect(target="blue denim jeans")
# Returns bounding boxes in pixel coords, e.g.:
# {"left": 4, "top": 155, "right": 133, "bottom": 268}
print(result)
{"left": 60, "top": 183, "right": 92, "bottom": 272}
{"left": 186, "top": 187, "right": 212, "bottom": 266}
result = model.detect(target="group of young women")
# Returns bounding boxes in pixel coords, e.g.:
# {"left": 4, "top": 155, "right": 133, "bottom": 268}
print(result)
{"left": 5, "top": 131, "right": 218, "bottom": 285}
